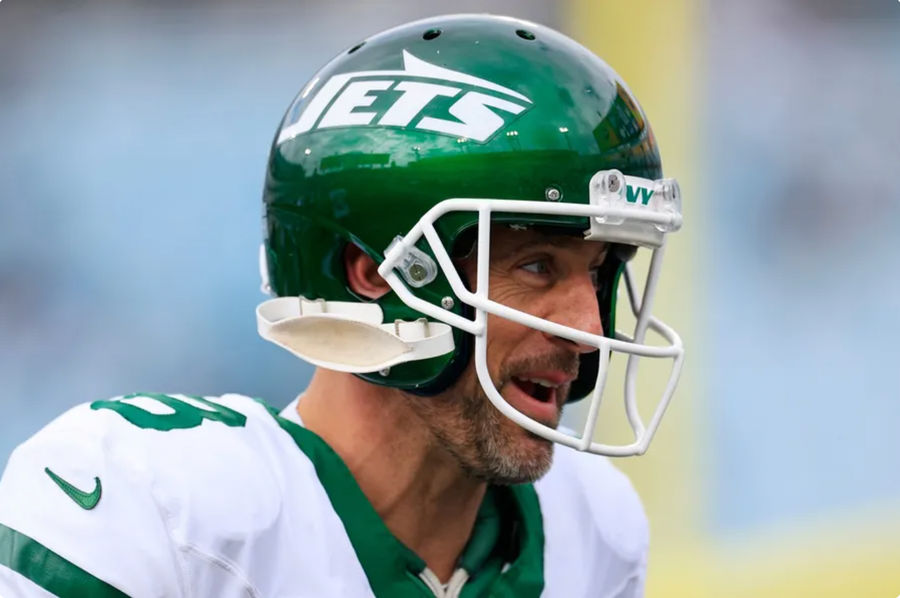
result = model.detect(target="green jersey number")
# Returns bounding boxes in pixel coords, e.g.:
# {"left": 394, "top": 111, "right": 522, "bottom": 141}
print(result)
{"left": 90, "top": 393, "right": 247, "bottom": 431}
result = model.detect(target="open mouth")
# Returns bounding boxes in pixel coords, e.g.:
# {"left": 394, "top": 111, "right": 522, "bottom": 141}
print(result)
{"left": 511, "top": 377, "right": 558, "bottom": 404}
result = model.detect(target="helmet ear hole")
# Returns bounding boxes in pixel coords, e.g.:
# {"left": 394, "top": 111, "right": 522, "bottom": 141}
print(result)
{"left": 344, "top": 243, "right": 390, "bottom": 300}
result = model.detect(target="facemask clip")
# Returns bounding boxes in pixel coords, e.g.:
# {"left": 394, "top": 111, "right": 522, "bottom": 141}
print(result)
{"left": 385, "top": 236, "right": 438, "bottom": 288}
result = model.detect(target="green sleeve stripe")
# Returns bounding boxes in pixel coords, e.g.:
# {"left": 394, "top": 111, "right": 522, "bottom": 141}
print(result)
{"left": 0, "top": 523, "right": 130, "bottom": 598}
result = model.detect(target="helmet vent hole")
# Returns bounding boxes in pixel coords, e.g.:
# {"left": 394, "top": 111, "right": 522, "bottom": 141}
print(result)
{"left": 516, "top": 29, "right": 535, "bottom": 41}
{"left": 348, "top": 41, "right": 366, "bottom": 54}
{"left": 423, "top": 28, "right": 442, "bottom": 40}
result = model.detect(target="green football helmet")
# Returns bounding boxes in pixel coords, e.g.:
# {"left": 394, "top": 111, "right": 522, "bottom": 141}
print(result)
{"left": 258, "top": 14, "right": 684, "bottom": 456}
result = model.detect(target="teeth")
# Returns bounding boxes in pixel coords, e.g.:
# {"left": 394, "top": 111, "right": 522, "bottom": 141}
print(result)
{"left": 521, "top": 377, "right": 559, "bottom": 388}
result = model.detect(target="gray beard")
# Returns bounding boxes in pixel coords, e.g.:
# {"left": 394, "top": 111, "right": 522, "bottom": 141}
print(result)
{"left": 406, "top": 382, "right": 555, "bottom": 485}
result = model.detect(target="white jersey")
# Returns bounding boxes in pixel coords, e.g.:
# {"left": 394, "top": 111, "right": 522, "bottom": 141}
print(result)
{"left": 0, "top": 393, "right": 647, "bottom": 597}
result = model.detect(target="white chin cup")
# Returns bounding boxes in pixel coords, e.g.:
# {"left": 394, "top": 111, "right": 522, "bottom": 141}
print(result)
{"left": 256, "top": 297, "right": 454, "bottom": 373}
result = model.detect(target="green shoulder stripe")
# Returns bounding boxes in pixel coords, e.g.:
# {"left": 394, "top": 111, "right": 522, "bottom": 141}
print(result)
{"left": 260, "top": 405, "right": 429, "bottom": 597}
{"left": 0, "top": 523, "right": 129, "bottom": 598}
{"left": 259, "top": 400, "right": 546, "bottom": 597}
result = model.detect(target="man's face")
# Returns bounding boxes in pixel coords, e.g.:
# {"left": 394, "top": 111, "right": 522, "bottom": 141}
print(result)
{"left": 405, "top": 225, "right": 608, "bottom": 484}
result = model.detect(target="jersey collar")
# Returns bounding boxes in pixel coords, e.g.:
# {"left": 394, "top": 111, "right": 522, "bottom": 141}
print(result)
{"left": 264, "top": 402, "right": 545, "bottom": 597}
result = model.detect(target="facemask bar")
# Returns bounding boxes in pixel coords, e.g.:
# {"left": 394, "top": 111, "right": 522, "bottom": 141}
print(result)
{"left": 379, "top": 176, "right": 684, "bottom": 456}
{"left": 620, "top": 248, "right": 684, "bottom": 452}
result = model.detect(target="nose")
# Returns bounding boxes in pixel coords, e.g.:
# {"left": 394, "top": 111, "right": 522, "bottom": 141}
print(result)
{"left": 541, "top": 270, "right": 604, "bottom": 354}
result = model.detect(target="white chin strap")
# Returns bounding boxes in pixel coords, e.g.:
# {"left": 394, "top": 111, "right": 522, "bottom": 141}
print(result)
{"left": 256, "top": 297, "right": 454, "bottom": 373}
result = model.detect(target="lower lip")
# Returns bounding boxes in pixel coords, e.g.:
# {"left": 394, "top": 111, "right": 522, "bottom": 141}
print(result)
{"left": 504, "top": 381, "right": 560, "bottom": 426}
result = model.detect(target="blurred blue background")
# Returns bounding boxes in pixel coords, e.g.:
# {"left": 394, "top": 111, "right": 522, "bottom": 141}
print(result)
{"left": 1, "top": 0, "right": 898, "bottom": 595}
{"left": 706, "top": 0, "right": 900, "bottom": 533}
{"left": 0, "top": 0, "right": 556, "bottom": 459}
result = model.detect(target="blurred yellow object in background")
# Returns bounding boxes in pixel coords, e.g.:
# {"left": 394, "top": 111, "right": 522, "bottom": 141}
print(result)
{"left": 566, "top": 0, "right": 900, "bottom": 596}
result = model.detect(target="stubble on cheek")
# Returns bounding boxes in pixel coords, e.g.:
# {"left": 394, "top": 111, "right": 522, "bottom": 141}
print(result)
{"left": 408, "top": 373, "right": 555, "bottom": 485}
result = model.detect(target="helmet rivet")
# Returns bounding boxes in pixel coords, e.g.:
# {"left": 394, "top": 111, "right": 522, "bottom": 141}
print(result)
{"left": 545, "top": 187, "right": 562, "bottom": 201}
{"left": 408, "top": 263, "right": 428, "bottom": 282}
{"left": 379, "top": 367, "right": 391, "bottom": 376}
{"left": 608, "top": 176, "right": 621, "bottom": 193}
{"left": 441, "top": 296, "right": 455, "bottom": 310}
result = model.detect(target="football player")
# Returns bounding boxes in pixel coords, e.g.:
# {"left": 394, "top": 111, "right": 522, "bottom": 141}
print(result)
{"left": 0, "top": 14, "right": 684, "bottom": 597}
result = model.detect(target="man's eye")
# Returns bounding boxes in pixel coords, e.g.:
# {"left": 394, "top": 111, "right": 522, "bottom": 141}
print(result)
{"left": 520, "top": 260, "right": 550, "bottom": 275}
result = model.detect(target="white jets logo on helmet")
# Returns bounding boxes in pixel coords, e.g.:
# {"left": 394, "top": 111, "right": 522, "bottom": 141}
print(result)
{"left": 277, "top": 50, "right": 533, "bottom": 144}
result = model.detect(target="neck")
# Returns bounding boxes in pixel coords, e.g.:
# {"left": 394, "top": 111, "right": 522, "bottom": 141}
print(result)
{"left": 297, "top": 368, "right": 486, "bottom": 582}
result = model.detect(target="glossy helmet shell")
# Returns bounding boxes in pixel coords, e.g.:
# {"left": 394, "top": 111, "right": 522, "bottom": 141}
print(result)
{"left": 263, "top": 14, "right": 662, "bottom": 395}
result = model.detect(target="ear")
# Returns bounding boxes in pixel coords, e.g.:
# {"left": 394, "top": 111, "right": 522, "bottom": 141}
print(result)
{"left": 344, "top": 243, "right": 391, "bottom": 300}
